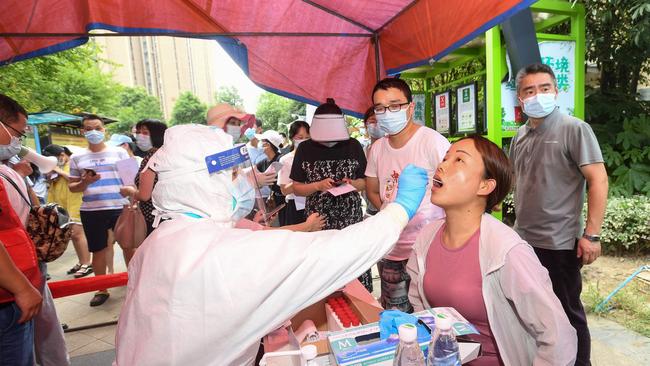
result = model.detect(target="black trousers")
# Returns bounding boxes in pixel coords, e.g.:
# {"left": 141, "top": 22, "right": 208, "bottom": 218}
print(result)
{"left": 534, "top": 244, "right": 591, "bottom": 366}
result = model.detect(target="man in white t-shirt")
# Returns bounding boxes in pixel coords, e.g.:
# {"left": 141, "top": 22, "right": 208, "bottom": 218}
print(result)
{"left": 69, "top": 115, "right": 129, "bottom": 307}
{"left": 366, "top": 78, "right": 450, "bottom": 312}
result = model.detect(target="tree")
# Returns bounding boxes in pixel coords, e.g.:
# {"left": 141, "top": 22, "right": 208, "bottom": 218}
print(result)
{"left": 0, "top": 42, "right": 121, "bottom": 114}
{"left": 107, "top": 87, "right": 165, "bottom": 133}
{"left": 578, "top": 0, "right": 650, "bottom": 196}
{"left": 255, "top": 92, "right": 306, "bottom": 131}
{"left": 170, "top": 92, "right": 207, "bottom": 126}
{"left": 583, "top": 0, "right": 650, "bottom": 97}
{"left": 214, "top": 86, "right": 244, "bottom": 109}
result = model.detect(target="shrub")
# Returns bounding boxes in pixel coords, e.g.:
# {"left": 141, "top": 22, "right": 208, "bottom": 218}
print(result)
{"left": 504, "top": 194, "right": 650, "bottom": 255}
{"left": 588, "top": 195, "right": 650, "bottom": 255}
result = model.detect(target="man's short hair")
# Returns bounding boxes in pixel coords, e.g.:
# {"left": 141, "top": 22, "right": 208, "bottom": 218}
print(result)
{"left": 515, "top": 63, "right": 557, "bottom": 92}
{"left": 0, "top": 94, "right": 28, "bottom": 124}
{"left": 255, "top": 118, "right": 263, "bottom": 129}
{"left": 371, "top": 78, "right": 412, "bottom": 103}
{"left": 82, "top": 114, "right": 103, "bottom": 126}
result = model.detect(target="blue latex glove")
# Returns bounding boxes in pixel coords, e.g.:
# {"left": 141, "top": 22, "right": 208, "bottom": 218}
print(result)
{"left": 379, "top": 310, "right": 420, "bottom": 340}
{"left": 393, "top": 164, "right": 429, "bottom": 220}
{"left": 244, "top": 128, "right": 256, "bottom": 140}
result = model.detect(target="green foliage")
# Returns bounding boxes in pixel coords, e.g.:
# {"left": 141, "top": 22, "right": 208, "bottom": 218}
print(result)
{"left": 582, "top": 0, "right": 650, "bottom": 95}
{"left": 255, "top": 92, "right": 306, "bottom": 132}
{"left": 591, "top": 114, "right": 650, "bottom": 196}
{"left": 107, "top": 87, "right": 165, "bottom": 133}
{"left": 0, "top": 42, "right": 120, "bottom": 114}
{"left": 170, "top": 92, "right": 207, "bottom": 126}
{"left": 214, "top": 86, "right": 244, "bottom": 109}
{"left": 586, "top": 195, "right": 650, "bottom": 255}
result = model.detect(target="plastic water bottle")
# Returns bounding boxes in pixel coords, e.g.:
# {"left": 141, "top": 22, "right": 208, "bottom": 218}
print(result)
{"left": 393, "top": 323, "right": 425, "bottom": 366}
{"left": 427, "top": 318, "right": 461, "bottom": 366}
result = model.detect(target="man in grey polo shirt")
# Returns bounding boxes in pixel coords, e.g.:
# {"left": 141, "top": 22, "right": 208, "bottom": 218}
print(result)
{"left": 510, "top": 63, "right": 608, "bottom": 365}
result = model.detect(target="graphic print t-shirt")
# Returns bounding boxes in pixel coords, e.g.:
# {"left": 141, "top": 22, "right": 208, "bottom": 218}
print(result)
{"left": 290, "top": 139, "right": 366, "bottom": 230}
{"left": 69, "top": 146, "right": 129, "bottom": 211}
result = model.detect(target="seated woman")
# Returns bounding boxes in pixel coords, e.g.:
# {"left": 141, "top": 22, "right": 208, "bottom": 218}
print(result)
{"left": 406, "top": 135, "right": 577, "bottom": 366}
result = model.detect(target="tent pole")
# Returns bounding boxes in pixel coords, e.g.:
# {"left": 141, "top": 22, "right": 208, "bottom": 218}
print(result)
{"left": 374, "top": 33, "right": 380, "bottom": 81}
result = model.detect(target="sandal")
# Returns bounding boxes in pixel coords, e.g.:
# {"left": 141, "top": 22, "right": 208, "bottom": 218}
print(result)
{"left": 66, "top": 263, "right": 82, "bottom": 275}
{"left": 74, "top": 264, "right": 94, "bottom": 278}
{"left": 89, "top": 292, "right": 110, "bottom": 307}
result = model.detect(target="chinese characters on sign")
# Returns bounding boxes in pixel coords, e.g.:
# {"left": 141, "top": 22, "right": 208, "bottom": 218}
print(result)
{"left": 412, "top": 94, "right": 426, "bottom": 126}
{"left": 434, "top": 91, "right": 451, "bottom": 135}
{"left": 456, "top": 83, "right": 477, "bottom": 133}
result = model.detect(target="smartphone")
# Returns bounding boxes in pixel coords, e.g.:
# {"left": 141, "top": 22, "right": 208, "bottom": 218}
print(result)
{"left": 83, "top": 168, "right": 97, "bottom": 176}
{"left": 333, "top": 181, "right": 345, "bottom": 187}
{"left": 264, "top": 203, "right": 287, "bottom": 220}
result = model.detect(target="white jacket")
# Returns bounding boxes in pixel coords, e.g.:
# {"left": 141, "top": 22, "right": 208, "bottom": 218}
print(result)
{"left": 115, "top": 204, "right": 408, "bottom": 366}
{"left": 406, "top": 214, "right": 577, "bottom": 366}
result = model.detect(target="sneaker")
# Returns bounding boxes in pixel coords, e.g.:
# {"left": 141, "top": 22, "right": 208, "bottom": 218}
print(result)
{"left": 66, "top": 263, "right": 81, "bottom": 275}
{"left": 89, "top": 292, "right": 109, "bottom": 307}
{"left": 74, "top": 264, "right": 93, "bottom": 278}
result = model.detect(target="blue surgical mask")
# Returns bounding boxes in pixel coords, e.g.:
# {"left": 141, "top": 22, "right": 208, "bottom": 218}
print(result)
{"left": 244, "top": 128, "right": 256, "bottom": 140}
{"left": 376, "top": 109, "right": 409, "bottom": 135}
{"left": 522, "top": 93, "right": 557, "bottom": 118}
{"left": 0, "top": 122, "right": 22, "bottom": 160}
{"left": 230, "top": 174, "right": 256, "bottom": 221}
{"left": 367, "top": 123, "right": 385, "bottom": 139}
{"left": 85, "top": 130, "right": 105, "bottom": 145}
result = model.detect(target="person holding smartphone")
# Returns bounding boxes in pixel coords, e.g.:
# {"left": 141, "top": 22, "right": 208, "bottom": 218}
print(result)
{"left": 68, "top": 115, "right": 129, "bottom": 307}
{"left": 290, "top": 99, "right": 372, "bottom": 291}
{"left": 254, "top": 130, "right": 286, "bottom": 226}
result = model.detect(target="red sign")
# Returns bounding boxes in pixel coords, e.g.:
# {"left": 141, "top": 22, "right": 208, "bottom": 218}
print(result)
{"left": 439, "top": 95, "right": 446, "bottom": 109}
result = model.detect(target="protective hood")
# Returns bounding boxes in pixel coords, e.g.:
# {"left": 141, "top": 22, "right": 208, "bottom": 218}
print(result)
{"left": 310, "top": 113, "right": 349, "bottom": 142}
{"left": 149, "top": 124, "right": 235, "bottom": 224}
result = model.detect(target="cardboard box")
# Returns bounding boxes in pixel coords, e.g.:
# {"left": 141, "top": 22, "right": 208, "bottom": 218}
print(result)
{"left": 327, "top": 308, "right": 481, "bottom": 365}
{"left": 287, "top": 290, "right": 384, "bottom": 355}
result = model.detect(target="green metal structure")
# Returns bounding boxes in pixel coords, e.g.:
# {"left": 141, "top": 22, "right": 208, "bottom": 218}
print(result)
{"left": 400, "top": 0, "right": 585, "bottom": 149}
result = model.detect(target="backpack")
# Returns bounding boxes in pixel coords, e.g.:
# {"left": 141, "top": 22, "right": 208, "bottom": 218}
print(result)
{"left": 0, "top": 180, "right": 41, "bottom": 303}
{"left": 0, "top": 172, "right": 72, "bottom": 263}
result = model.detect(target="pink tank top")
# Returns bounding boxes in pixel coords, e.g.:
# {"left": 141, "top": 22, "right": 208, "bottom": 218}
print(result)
{"left": 423, "top": 225, "right": 503, "bottom": 365}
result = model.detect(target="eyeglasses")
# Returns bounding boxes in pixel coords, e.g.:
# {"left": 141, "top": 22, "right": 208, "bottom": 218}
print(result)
{"left": 0, "top": 120, "right": 26, "bottom": 140}
{"left": 373, "top": 102, "right": 410, "bottom": 115}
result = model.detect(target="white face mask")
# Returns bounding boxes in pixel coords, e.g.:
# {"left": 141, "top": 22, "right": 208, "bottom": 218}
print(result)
{"left": 0, "top": 122, "right": 22, "bottom": 160}
{"left": 376, "top": 108, "right": 409, "bottom": 135}
{"left": 522, "top": 93, "right": 557, "bottom": 118}
{"left": 136, "top": 134, "right": 153, "bottom": 151}
{"left": 226, "top": 125, "right": 242, "bottom": 141}
{"left": 319, "top": 141, "right": 338, "bottom": 148}
{"left": 293, "top": 138, "right": 308, "bottom": 149}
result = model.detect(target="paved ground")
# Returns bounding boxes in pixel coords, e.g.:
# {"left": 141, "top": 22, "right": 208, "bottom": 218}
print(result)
{"left": 46, "top": 244, "right": 649, "bottom": 365}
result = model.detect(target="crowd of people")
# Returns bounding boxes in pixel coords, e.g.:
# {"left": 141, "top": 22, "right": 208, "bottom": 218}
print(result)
{"left": 0, "top": 62, "right": 608, "bottom": 366}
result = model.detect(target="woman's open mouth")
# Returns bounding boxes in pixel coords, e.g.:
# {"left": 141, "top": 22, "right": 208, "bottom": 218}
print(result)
{"left": 432, "top": 177, "right": 443, "bottom": 188}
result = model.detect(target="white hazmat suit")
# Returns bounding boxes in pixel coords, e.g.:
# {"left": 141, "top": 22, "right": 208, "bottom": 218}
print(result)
{"left": 114, "top": 124, "right": 427, "bottom": 365}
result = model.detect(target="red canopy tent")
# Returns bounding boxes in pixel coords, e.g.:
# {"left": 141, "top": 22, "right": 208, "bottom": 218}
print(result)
{"left": 0, "top": 0, "right": 535, "bottom": 116}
